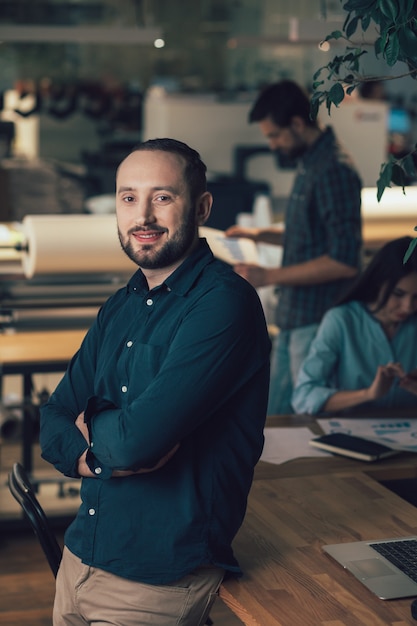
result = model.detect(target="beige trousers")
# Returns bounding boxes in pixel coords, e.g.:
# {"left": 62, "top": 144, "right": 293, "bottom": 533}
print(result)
{"left": 53, "top": 547, "right": 224, "bottom": 626}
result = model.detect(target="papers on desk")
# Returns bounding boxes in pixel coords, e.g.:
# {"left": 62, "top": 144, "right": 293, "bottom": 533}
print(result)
{"left": 259, "top": 417, "right": 417, "bottom": 466}
{"left": 317, "top": 417, "right": 417, "bottom": 453}
{"left": 260, "top": 427, "right": 329, "bottom": 465}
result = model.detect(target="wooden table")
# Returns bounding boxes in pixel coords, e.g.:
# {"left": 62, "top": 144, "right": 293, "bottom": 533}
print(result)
{"left": 0, "top": 329, "right": 88, "bottom": 472}
{"left": 220, "top": 414, "right": 417, "bottom": 625}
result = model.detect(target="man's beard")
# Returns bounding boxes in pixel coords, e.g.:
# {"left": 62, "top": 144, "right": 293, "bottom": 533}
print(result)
{"left": 118, "top": 207, "right": 197, "bottom": 270}
{"left": 274, "top": 129, "right": 307, "bottom": 166}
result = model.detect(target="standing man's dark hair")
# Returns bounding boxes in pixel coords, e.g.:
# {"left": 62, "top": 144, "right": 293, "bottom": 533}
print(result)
{"left": 249, "top": 80, "right": 316, "bottom": 128}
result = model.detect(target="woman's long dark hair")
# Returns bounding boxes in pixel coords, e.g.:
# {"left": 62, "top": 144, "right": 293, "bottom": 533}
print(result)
{"left": 338, "top": 236, "right": 417, "bottom": 312}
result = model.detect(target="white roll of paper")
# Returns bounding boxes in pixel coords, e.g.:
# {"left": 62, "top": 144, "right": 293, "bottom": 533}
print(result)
{"left": 21, "top": 214, "right": 137, "bottom": 278}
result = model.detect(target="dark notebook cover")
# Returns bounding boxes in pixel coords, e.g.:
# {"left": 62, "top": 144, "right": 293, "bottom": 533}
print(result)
{"left": 309, "top": 433, "right": 400, "bottom": 462}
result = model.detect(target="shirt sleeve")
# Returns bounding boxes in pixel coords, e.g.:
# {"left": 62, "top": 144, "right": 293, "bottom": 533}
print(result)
{"left": 39, "top": 307, "right": 108, "bottom": 477}
{"left": 291, "top": 308, "right": 344, "bottom": 414}
{"left": 315, "top": 162, "right": 362, "bottom": 268}
{"left": 40, "top": 281, "right": 270, "bottom": 476}
{"left": 86, "top": 286, "right": 269, "bottom": 471}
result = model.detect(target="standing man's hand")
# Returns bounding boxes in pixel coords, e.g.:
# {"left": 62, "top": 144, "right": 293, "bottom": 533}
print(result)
{"left": 233, "top": 263, "right": 272, "bottom": 288}
{"left": 225, "top": 226, "right": 260, "bottom": 241}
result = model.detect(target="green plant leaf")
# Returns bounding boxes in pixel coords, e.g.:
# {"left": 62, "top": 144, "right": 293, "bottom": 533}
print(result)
{"left": 376, "top": 160, "right": 393, "bottom": 201}
{"left": 374, "top": 35, "right": 383, "bottom": 56}
{"left": 397, "top": 27, "right": 417, "bottom": 62}
{"left": 379, "top": 0, "right": 399, "bottom": 22}
{"left": 401, "top": 153, "right": 417, "bottom": 178}
{"left": 403, "top": 238, "right": 417, "bottom": 264}
{"left": 310, "top": 95, "right": 321, "bottom": 120}
{"left": 362, "top": 13, "right": 372, "bottom": 30}
{"left": 346, "top": 15, "right": 360, "bottom": 38}
{"left": 328, "top": 83, "right": 346, "bottom": 107}
{"left": 324, "top": 30, "right": 344, "bottom": 41}
{"left": 343, "top": 0, "right": 376, "bottom": 12}
{"left": 391, "top": 163, "right": 407, "bottom": 187}
{"left": 384, "top": 31, "right": 400, "bottom": 65}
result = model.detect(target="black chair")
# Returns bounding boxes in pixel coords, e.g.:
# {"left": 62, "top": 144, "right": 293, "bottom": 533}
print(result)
{"left": 8, "top": 462, "right": 62, "bottom": 578}
{"left": 7, "top": 462, "right": 214, "bottom": 625}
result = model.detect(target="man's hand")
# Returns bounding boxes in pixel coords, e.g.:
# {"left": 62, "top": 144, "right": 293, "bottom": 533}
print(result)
{"left": 77, "top": 448, "right": 95, "bottom": 478}
{"left": 75, "top": 411, "right": 90, "bottom": 444}
{"left": 225, "top": 225, "right": 284, "bottom": 246}
{"left": 232, "top": 263, "right": 272, "bottom": 288}
{"left": 225, "top": 225, "right": 260, "bottom": 241}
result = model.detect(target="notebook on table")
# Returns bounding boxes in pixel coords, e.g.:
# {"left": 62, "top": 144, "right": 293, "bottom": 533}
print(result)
{"left": 323, "top": 536, "right": 417, "bottom": 599}
{"left": 309, "top": 433, "right": 401, "bottom": 462}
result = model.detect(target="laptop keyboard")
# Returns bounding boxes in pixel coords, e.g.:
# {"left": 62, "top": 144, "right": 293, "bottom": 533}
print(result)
{"left": 370, "top": 539, "right": 417, "bottom": 582}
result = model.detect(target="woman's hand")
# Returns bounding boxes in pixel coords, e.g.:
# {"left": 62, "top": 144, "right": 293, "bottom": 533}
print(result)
{"left": 367, "top": 362, "right": 406, "bottom": 400}
{"left": 399, "top": 368, "right": 417, "bottom": 396}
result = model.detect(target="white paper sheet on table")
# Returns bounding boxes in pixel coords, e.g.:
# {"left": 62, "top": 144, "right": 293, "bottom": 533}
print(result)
{"left": 260, "top": 427, "right": 329, "bottom": 465}
{"left": 317, "top": 417, "right": 417, "bottom": 452}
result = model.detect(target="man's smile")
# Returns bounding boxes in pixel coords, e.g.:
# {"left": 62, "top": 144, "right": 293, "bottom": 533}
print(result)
{"left": 132, "top": 230, "right": 166, "bottom": 244}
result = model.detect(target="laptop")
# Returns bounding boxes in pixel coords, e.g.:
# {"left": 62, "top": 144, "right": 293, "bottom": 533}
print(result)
{"left": 323, "top": 536, "right": 417, "bottom": 599}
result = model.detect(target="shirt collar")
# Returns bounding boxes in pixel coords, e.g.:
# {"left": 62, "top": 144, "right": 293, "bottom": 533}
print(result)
{"left": 127, "top": 239, "right": 214, "bottom": 296}
{"left": 301, "top": 126, "right": 335, "bottom": 166}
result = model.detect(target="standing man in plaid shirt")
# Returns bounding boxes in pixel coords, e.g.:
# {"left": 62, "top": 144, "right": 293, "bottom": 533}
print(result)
{"left": 226, "top": 80, "right": 362, "bottom": 415}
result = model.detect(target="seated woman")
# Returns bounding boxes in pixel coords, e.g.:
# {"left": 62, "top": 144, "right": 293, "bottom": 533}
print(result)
{"left": 292, "top": 236, "right": 417, "bottom": 415}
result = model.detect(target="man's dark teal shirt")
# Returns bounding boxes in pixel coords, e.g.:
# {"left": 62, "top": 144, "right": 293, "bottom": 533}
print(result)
{"left": 40, "top": 239, "right": 271, "bottom": 584}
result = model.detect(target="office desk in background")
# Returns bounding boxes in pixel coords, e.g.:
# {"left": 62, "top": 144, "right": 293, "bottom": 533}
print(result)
{"left": 0, "top": 329, "right": 87, "bottom": 472}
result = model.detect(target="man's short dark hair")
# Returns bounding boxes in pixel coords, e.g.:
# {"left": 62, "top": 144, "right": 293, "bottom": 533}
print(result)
{"left": 249, "top": 80, "right": 316, "bottom": 128}
{"left": 130, "top": 138, "right": 207, "bottom": 204}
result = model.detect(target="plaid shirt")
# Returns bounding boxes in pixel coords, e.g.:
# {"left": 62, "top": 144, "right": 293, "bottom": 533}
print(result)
{"left": 275, "top": 126, "right": 362, "bottom": 330}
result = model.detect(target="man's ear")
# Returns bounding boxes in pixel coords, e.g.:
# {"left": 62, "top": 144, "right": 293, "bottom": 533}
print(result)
{"left": 290, "top": 116, "right": 305, "bottom": 133}
{"left": 195, "top": 191, "right": 213, "bottom": 226}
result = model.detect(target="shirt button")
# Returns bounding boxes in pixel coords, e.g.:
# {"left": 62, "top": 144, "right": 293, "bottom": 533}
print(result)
{"left": 88, "top": 508, "right": 96, "bottom": 516}
{"left": 121, "top": 385, "right": 128, "bottom": 393}
{"left": 94, "top": 467, "right": 102, "bottom": 475}
{"left": 126, "top": 340, "right": 133, "bottom": 347}
{"left": 146, "top": 298, "right": 153, "bottom": 306}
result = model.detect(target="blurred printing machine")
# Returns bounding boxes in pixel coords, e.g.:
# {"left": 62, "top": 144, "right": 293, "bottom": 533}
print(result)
{"left": 0, "top": 214, "right": 136, "bottom": 332}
